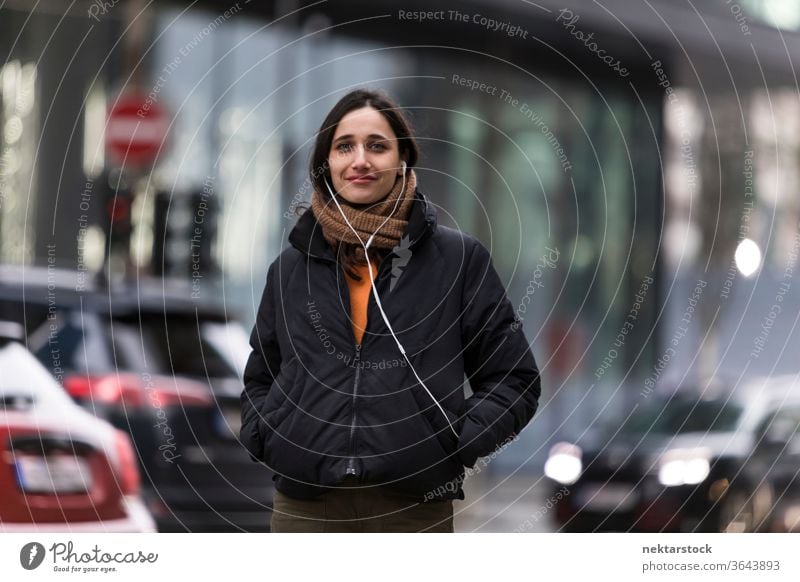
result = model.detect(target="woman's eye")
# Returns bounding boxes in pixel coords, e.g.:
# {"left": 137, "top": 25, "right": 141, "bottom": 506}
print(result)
{"left": 334, "top": 142, "right": 387, "bottom": 153}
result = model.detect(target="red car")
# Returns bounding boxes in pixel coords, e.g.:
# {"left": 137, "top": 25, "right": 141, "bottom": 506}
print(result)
{"left": 0, "top": 322, "right": 154, "bottom": 532}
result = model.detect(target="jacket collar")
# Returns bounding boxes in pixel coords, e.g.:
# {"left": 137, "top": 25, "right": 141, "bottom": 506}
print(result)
{"left": 288, "top": 189, "right": 438, "bottom": 262}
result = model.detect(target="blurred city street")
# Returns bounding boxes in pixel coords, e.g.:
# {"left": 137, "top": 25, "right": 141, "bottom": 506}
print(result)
{"left": 455, "top": 472, "right": 556, "bottom": 533}
{"left": 2, "top": 0, "right": 800, "bottom": 540}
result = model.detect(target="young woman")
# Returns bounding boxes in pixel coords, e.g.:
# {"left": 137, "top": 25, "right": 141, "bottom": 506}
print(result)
{"left": 240, "top": 89, "right": 541, "bottom": 532}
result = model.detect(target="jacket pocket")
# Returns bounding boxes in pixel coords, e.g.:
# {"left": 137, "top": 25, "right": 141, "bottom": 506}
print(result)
{"left": 405, "top": 345, "right": 465, "bottom": 458}
{"left": 411, "top": 388, "right": 463, "bottom": 458}
{"left": 258, "top": 356, "right": 301, "bottom": 453}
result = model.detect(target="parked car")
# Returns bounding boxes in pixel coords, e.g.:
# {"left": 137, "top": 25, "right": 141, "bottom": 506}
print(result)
{"left": 0, "top": 266, "right": 274, "bottom": 532}
{"left": 734, "top": 379, "right": 800, "bottom": 533}
{"left": 545, "top": 378, "right": 800, "bottom": 532}
{"left": 0, "top": 320, "right": 155, "bottom": 532}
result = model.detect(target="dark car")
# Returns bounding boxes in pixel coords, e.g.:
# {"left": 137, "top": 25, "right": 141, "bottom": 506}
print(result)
{"left": 0, "top": 321, "right": 155, "bottom": 532}
{"left": 0, "top": 266, "right": 274, "bottom": 532}
{"left": 545, "top": 379, "right": 800, "bottom": 533}
{"left": 734, "top": 377, "right": 800, "bottom": 533}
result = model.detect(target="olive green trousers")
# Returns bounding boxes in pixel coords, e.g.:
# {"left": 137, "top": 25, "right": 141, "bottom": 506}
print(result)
{"left": 270, "top": 479, "right": 454, "bottom": 533}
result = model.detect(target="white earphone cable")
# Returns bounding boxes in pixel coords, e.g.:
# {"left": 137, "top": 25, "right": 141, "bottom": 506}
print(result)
{"left": 325, "top": 162, "right": 458, "bottom": 438}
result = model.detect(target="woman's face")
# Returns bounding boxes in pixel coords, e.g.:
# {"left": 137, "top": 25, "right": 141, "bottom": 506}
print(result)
{"left": 327, "top": 106, "right": 404, "bottom": 206}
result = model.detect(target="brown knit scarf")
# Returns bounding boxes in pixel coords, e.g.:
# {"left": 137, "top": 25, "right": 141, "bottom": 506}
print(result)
{"left": 310, "top": 169, "right": 417, "bottom": 263}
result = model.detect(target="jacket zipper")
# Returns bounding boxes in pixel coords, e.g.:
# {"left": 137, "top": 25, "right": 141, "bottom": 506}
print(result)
{"left": 343, "top": 253, "right": 393, "bottom": 477}
{"left": 296, "top": 204, "right": 434, "bottom": 478}
{"left": 346, "top": 343, "right": 362, "bottom": 476}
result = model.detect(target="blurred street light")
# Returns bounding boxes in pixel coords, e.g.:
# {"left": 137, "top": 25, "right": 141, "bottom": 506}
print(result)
{"left": 735, "top": 238, "right": 762, "bottom": 277}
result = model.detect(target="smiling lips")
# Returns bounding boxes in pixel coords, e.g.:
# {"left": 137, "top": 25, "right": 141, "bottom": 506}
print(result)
{"left": 347, "top": 174, "right": 377, "bottom": 184}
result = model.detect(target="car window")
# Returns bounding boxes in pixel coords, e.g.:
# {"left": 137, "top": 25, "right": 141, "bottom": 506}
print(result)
{"left": 110, "top": 313, "right": 241, "bottom": 379}
{"left": 760, "top": 407, "right": 800, "bottom": 444}
{"left": 30, "top": 310, "right": 113, "bottom": 375}
{"left": 202, "top": 321, "right": 250, "bottom": 377}
{"left": 109, "top": 320, "right": 157, "bottom": 372}
{"left": 621, "top": 398, "right": 744, "bottom": 435}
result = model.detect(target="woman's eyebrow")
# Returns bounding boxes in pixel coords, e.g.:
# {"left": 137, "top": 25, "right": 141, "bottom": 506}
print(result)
{"left": 333, "top": 133, "right": 390, "bottom": 143}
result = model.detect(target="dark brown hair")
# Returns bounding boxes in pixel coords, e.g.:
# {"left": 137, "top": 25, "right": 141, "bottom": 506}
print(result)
{"left": 301, "top": 88, "right": 420, "bottom": 280}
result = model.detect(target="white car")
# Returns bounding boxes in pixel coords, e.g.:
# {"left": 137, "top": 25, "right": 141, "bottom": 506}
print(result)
{"left": 0, "top": 322, "right": 155, "bottom": 532}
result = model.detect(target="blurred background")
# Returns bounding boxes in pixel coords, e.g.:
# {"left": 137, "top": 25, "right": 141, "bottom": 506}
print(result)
{"left": 2, "top": 0, "right": 800, "bottom": 533}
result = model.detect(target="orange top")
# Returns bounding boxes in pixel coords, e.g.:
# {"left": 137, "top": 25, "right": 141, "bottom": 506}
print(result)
{"left": 346, "top": 258, "right": 379, "bottom": 346}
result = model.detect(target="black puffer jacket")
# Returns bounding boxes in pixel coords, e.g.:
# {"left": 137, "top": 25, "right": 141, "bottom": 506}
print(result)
{"left": 240, "top": 190, "right": 541, "bottom": 502}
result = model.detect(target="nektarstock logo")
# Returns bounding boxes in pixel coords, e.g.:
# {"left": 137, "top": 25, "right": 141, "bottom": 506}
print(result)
{"left": 20, "top": 542, "right": 46, "bottom": 570}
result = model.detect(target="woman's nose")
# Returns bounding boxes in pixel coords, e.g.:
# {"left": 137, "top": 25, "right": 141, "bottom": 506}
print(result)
{"left": 351, "top": 145, "right": 369, "bottom": 167}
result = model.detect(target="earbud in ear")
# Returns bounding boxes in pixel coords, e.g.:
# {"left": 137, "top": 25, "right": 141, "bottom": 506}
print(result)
{"left": 401, "top": 161, "right": 407, "bottom": 174}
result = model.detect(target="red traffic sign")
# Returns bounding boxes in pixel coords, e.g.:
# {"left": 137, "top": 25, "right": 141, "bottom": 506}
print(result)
{"left": 106, "top": 92, "right": 170, "bottom": 168}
